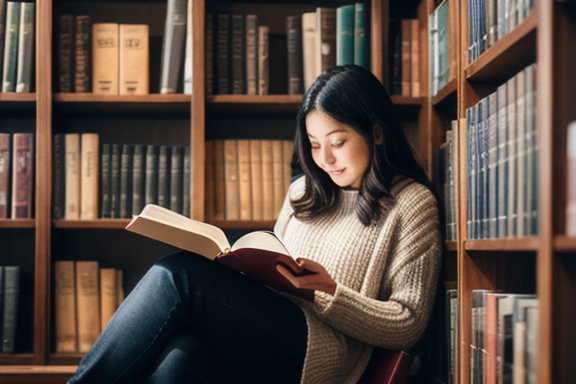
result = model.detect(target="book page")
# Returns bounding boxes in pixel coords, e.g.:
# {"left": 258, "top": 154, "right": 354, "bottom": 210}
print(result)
{"left": 231, "top": 231, "right": 291, "bottom": 256}
{"left": 127, "top": 204, "right": 230, "bottom": 259}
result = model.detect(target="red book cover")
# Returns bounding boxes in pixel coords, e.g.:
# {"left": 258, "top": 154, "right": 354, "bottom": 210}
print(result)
{"left": 11, "top": 133, "right": 33, "bottom": 219}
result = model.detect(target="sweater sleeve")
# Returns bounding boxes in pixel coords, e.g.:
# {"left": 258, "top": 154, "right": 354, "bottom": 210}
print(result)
{"left": 310, "top": 188, "right": 442, "bottom": 350}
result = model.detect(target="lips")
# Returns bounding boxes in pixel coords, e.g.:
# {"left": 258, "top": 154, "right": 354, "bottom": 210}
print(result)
{"left": 326, "top": 168, "right": 345, "bottom": 176}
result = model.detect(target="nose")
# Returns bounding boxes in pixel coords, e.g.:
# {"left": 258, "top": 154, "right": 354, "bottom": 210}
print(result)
{"left": 321, "top": 147, "right": 335, "bottom": 166}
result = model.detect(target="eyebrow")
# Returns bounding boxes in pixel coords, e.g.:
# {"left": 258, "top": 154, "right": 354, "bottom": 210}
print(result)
{"left": 307, "top": 129, "right": 348, "bottom": 140}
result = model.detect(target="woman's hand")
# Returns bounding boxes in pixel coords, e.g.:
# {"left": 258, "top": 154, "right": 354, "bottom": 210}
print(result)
{"left": 276, "top": 258, "right": 337, "bottom": 297}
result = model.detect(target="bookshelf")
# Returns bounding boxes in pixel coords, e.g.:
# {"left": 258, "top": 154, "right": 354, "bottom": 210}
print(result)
{"left": 0, "top": 0, "right": 430, "bottom": 382}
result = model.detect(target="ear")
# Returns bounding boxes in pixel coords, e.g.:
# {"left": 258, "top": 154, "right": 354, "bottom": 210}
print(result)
{"left": 373, "top": 124, "right": 383, "bottom": 145}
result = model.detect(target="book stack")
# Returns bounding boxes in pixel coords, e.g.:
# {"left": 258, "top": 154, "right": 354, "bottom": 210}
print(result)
{"left": 0, "top": 1, "right": 35, "bottom": 93}
{"left": 206, "top": 13, "right": 270, "bottom": 95}
{"left": 299, "top": 3, "right": 370, "bottom": 93}
{"left": 54, "top": 260, "right": 125, "bottom": 353}
{"left": 100, "top": 144, "right": 191, "bottom": 219}
{"left": 0, "top": 265, "right": 20, "bottom": 353}
{"left": 466, "top": 63, "right": 537, "bottom": 239}
{"left": 467, "top": 0, "right": 536, "bottom": 63}
{"left": 205, "top": 139, "right": 293, "bottom": 222}
{"left": 0, "top": 132, "right": 34, "bottom": 219}
{"left": 389, "top": 18, "right": 420, "bottom": 97}
{"left": 468, "top": 290, "right": 538, "bottom": 384}
{"left": 58, "top": 15, "right": 151, "bottom": 94}
{"left": 437, "top": 124, "right": 458, "bottom": 241}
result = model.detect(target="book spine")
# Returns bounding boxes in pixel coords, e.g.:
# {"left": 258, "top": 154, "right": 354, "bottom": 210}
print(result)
{"left": 204, "top": 140, "right": 215, "bottom": 221}
{"left": 354, "top": 3, "right": 369, "bottom": 69}
{"left": 119, "top": 144, "right": 134, "bottom": 218}
{"left": 65, "top": 133, "right": 81, "bottom": 219}
{"left": 0, "top": 133, "right": 10, "bottom": 218}
{"left": 58, "top": 15, "right": 73, "bottom": 92}
{"left": 183, "top": 0, "right": 193, "bottom": 95}
{"left": 110, "top": 143, "right": 121, "bottom": 218}
{"left": 131, "top": 144, "right": 145, "bottom": 216}
{"left": 80, "top": 133, "right": 100, "bottom": 220}
{"left": 74, "top": 15, "right": 92, "bottom": 93}
{"left": 160, "top": 0, "right": 187, "bottom": 94}
{"left": 100, "top": 143, "right": 111, "bottom": 218}
{"left": 15, "top": 1, "right": 35, "bottom": 93}
{"left": 223, "top": 139, "right": 239, "bottom": 220}
{"left": 216, "top": 14, "right": 230, "bottom": 94}
{"left": 212, "top": 140, "right": 225, "bottom": 221}
{"left": 92, "top": 23, "right": 119, "bottom": 95}
{"left": 157, "top": 145, "right": 170, "bottom": 208}
{"left": 2, "top": 265, "right": 20, "bottom": 353}
{"left": 0, "top": 1, "right": 7, "bottom": 83}
{"left": 245, "top": 14, "right": 258, "bottom": 95}
{"left": 286, "top": 15, "right": 303, "bottom": 95}
{"left": 54, "top": 260, "right": 77, "bottom": 352}
{"left": 2, "top": 1, "right": 20, "bottom": 92}
{"left": 119, "top": 24, "right": 150, "bottom": 95}
{"left": 75, "top": 261, "right": 101, "bottom": 353}
{"left": 316, "top": 7, "right": 336, "bottom": 74}
{"left": 261, "top": 140, "right": 274, "bottom": 221}
{"left": 169, "top": 145, "right": 183, "bottom": 214}
{"left": 336, "top": 5, "right": 354, "bottom": 66}
{"left": 53, "top": 134, "right": 65, "bottom": 220}
{"left": 272, "top": 140, "right": 285, "bottom": 218}
{"left": 257, "top": 25, "right": 269, "bottom": 95}
{"left": 301, "top": 12, "right": 318, "bottom": 91}
{"left": 237, "top": 140, "right": 252, "bottom": 220}
{"left": 183, "top": 145, "right": 191, "bottom": 217}
{"left": 410, "top": 19, "right": 420, "bottom": 97}
{"left": 99, "top": 268, "right": 118, "bottom": 332}
{"left": 144, "top": 144, "right": 159, "bottom": 206}
{"left": 11, "top": 133, "right": 33, "bottom": 219}
{"left": 231, "top": 14, "right": 245, "bottom": 95}
{"left": 205, "top": 13, "right": 214, "bottom": 96}
{"left": 249, "top": 139, "right": 263, "bottom": 221}
{"left": 401, "top": 19, "right": 411, "bottom": 97}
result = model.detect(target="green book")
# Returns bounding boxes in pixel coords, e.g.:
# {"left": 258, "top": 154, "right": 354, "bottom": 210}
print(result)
{"left": 354, "top": 2, "right": 369, "bottom": 69}
{"left": 2, "top": 1, "right": 20, "bottom": 92}
{"left": 336, "top": 4, "right": 354, "bottom": 66}
{"left": 15, "top": 1, "right": 35, "bottom": 93}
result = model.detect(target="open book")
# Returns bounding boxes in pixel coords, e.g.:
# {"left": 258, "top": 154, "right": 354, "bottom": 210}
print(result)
{"left": 126, "top": 204, "right": 313, "bottom": 296}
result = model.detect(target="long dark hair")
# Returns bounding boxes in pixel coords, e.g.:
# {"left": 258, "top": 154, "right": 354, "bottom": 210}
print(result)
{"left": 291, "top": 65, "right": 430, "bottom": 226}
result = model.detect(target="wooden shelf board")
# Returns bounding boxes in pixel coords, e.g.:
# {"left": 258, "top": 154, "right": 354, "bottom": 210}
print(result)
{"left": 432, "top": 78, "right": 457, "bottom": 107}
{"left": 0, "top": 219, "right": 35, "bottom": 228}
{"left": 206, "top": 94, "right": 303, "bottom": 114}
{"left": 0, "top": 93, "right": 36, "bottom": 102}
{"left": 0, "top": 365, "right": 76, "bottom": 384}
{"left": 465, "top": 12, "right": 537, "bottom": 83}
{"left": 554, "top": 235, "right": 576, "bottom": 252}
{"left": 464, "top": 236, "right": 540, "bottom": 251}
{"left": 53, "top": 219, "right": 130, "bottom": 229}
{"left": 445, "top": 240, "right": 458, "bottom": 251}
{"left": 53, "top": 94, "right": 191, "bottom": 116}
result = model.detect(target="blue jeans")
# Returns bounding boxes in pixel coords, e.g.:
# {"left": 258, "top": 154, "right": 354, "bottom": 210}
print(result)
{"left": 68, "top": 251, "right": 308, "bottom": 384}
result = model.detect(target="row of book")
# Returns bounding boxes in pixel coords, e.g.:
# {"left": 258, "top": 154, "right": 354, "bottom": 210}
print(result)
{"left": 54, "top": 260, "right": 125, "bottom": 353}
{"left": 0, "top": 132, "right": 34, "bottom": 219}
{"left": 429, "top": 0, "right": 456, "bottom": 96}
{"left": 438, "top": 125, "right": 458, "bottom": 241}
{"left": 389, "top": 18, "right": 420, "bottom": 97}
{"left": 0, "top": 1, "right": 35, "bottom": 93}
{"left": 468, "top": 290, "right": 538, "bottom": 384}
{"left": 0, "top": 265, "right": 20, "bottom": 353}
{"left": 205, "top": 139, "right": 294, "bottom": 222}
{"left": 58, "top": 0, "right": 192, "bottom": 94}
{"left": 206, "top": 13, "right": 270, "bottom": 96}
{"left": 466, "top": 63, "right": 537, "bottom": 240}
{"left": 52, "top": 133, "right": 192, "bottom": 220}
{"left": 468, "top": 0, "right": 535, "bottom": 63}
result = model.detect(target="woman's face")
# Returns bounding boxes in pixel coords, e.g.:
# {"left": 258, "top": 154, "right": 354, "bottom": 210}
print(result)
{"left": 306, "top": 110, "right": 371, "bottom": 189}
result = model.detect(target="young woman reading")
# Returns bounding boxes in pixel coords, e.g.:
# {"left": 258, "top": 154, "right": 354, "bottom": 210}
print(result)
{"left": 68, "top": 65, "right": 442, "bottom": 384}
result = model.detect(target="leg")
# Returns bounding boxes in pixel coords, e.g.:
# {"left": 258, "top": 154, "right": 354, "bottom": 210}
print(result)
{"left": 138, "top": 329, "right": 217, "bottom": 384}
{"left": 68, "top": 251, "right": 307, "bottom": 384}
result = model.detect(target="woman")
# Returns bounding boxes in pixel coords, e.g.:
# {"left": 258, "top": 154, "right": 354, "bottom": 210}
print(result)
{"left": 68, "top": 65, "right": 441, "bottom": 384}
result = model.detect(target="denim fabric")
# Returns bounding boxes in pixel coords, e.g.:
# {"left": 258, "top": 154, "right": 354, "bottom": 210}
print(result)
{"left": 68, "top": 251, "right": 308, "bottom": 384}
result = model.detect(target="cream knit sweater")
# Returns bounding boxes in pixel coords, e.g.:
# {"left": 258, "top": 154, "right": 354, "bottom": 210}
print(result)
{"left": 274, "top": 176, "right": 442, "bottom": 384}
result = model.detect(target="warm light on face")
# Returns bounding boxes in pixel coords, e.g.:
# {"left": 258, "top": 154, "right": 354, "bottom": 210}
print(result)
{"left": 306, "top": 110, "right": 370, "bottom": 189}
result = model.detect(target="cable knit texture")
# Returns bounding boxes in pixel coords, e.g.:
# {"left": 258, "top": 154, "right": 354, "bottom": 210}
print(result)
{"left": 274, "top": 176, "right": 441, "bottom": 384}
